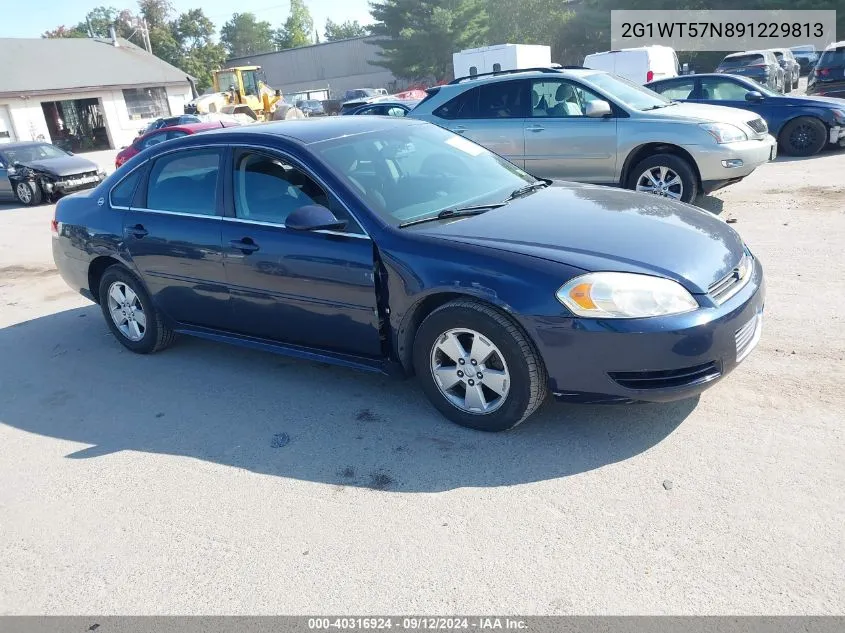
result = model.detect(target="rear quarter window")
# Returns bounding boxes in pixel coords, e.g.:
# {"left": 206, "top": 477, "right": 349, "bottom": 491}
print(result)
{"left": 110, "top": 167, "right": 144, "bottom": 208}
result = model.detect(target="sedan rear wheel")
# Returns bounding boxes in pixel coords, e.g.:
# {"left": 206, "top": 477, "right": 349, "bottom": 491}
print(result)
{"left": 413, "top": 299, "right": 547, "bottom": 432}
{"left": 628, "top": 153, "right": 698, "bottom": 203}
{"left": 98, "top": 265, "right": 175, "bottom": 354}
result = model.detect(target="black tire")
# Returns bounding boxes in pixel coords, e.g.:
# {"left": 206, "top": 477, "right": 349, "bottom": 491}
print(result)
{"left": 98, "top": 265, "right": 175, "bottom": 354}
{"left": 14, "top": 180, "right": 43, "bottom": 206}
{"left": 626, "top": 153, "right": 698, "bottom": 203}
{"left": 413, "top": 299, "right": 548, "bottom": 432}
{"left": 779, "top": 117, "right": 827, "bottom": 157}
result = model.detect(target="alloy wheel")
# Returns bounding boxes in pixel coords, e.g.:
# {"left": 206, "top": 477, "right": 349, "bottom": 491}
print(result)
{"left": 635, "top": 166, "right": 683, "bottom": 200}
{"left": 789, "top": 123, "right": 819, "bottom": 152}
{"left": 16, "top": 183, "right": 32, "bottom": 204}
{"left": 107, "top": 281, "right": 147, "bottom": 342}
{"left": 430, "top": 328, "right": 510, "bottom": 414}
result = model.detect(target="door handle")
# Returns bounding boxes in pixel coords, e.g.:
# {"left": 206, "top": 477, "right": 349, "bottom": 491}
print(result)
{"left": 127, "top": 224, "right": 148, "bottom": 238}
{"left": 230, "top": 237, "right": 259, "bottom": 254}
{"left": 526, "top": 125, "right": 545, "bottom": 132}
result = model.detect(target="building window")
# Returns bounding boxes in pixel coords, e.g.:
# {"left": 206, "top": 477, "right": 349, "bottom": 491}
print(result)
{"left": 123, "top": 87, "right": 171, "bottom": 120}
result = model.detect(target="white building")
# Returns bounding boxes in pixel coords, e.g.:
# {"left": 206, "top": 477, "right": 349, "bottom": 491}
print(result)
{"left": 0, "top": 36, "right": 194, "bottom": 151}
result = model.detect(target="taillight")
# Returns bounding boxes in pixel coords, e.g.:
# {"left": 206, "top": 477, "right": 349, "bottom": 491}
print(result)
{"left": 50, "top": 218, "right": 59, "bottom": 234}
{"left": 646, "top": 70, "right": 654, "bottom": 82}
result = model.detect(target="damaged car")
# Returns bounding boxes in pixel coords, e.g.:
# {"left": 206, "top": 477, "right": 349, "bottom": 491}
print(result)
{"left": 0, "top": 141, "right": 105, "bottom": 206}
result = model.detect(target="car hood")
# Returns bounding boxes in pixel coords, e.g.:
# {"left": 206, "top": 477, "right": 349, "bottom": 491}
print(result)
{"left": 408, "top": 183, "right": 745, "bottom": 294}
{"left": 647, "top": 101, "right": 763, "bottom": 127}
{"left": 17, "top": 154, "right": 99, "bottom": 177}
{"left": 791, "top": 95, "right": 845, "bottom": 108}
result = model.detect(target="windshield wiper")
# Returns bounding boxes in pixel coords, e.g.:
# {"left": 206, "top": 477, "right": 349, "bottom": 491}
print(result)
{"left": 642, "top": 102, "right": 678, "bottom": 111}
{"left": 398, "top": 203, "right": 506, "bottom": 228}
{"left": 507, "top": 180, "right": 549, "bottom": 201}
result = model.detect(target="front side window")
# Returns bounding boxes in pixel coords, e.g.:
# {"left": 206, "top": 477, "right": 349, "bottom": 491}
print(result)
{"left": 123, "top": 87, "right": 170, "bottom": 120}
{"left": 531, "top": 80, "right": 604, "bottom": 117}
{"left": 650, "top": 79, "right": 696, "bottom": 100}
{"left": 314, "top": 123, "right": 534, "bottom": 225}
{"left": 147, "top": 149, "right": 221, "bottom": 216}
{"left": 233, "top": 150, "right": 342, "bottom": 227}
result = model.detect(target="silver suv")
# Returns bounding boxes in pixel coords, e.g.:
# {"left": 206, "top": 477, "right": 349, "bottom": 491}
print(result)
{"left": 410, "top": 68, "right": 777, "bottom": 203}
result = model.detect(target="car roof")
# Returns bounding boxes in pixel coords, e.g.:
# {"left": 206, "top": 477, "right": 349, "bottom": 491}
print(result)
{"left": 140, "top": 121, "right": 227, "bottom": 137}
{"left": 724, "top": 50, "right": 771, "bottom": 58}
{"left": 195, "top": 116, "right": 427, "bottom": 145}
{"left": 0, "top": 141, "right": 53, "bottom": 150}
{"left": 451, "top": 68, "right": 599, "bottom": 86}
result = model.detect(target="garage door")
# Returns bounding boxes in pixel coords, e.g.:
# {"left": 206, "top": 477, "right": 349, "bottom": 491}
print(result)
{"left": 0, "top": 105, "right": 16, "bottom": 143}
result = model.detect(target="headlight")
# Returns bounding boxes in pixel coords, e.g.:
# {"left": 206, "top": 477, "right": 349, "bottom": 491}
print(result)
{"left": 700, "top": 122, "right": 748, "bottom": 143}
{"left": 831, "top": 109, "right": 845, "bottom": 125}
{"left": 556, "top": 272, "right": 699, "bottom": 318}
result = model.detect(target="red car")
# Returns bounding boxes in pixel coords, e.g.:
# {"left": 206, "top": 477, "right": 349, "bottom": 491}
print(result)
{"left": 114, "top": 121, "right": 239, "bottom": 168}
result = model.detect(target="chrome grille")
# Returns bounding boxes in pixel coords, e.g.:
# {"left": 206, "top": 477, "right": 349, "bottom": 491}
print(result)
{"left": 735, "top": 313, "right": 761, "bottom": 363}
{"left": 747, "top": 117, "right": 768, "bottom": 137}
{"left": 708, "top": 254, "right": 753, "bottom": 305}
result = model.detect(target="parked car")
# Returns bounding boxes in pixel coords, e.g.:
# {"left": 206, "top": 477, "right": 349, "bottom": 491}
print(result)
{"left": 410, "top": 67, "right": 776, "bottom": 203}
{"left": 115, "top": 121, "right": 240, "bottom": 169}
{"left": 807, "top": 41, "right": 845, "bottom": 99}
{"left": 584, "top": 46, "right": 679, "bottom": 84}
{"left": 343, "top": 88, "right": 388, "bottom": 102}
{"left": 769, "top": 48, "right": 800, "bottom": 92}
{"left": 0, "top": 142, "right": 105, "bottom": 206}
{"left": 296, "top": 100, "right": 326, "bottom": 116}
{"left": 790, "top": 45, "right": 819, "bottom": 76}
{"left": 715, "top": 50, "right": 784, "bottom": 92}
{"left": 138, "top": 114, "right": 202, "bottom": 137}
{"left": 341, "top": 101, "right": 420, "bottom": 116}
{"left": 646, "top": 73, "right": 845, "bottom": 156}
{"left": 51, "top": 118, "right": 765, "bottom": 431}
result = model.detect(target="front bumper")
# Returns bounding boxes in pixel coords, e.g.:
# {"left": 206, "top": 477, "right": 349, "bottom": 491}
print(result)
{"left": 829, "top": 125, "right": 845, "bottom": 145}
{"left": 525, "top": 258, "right": 765, "bottom": 404}
{"left": 686, "top": 135, "right": 777, "bottom": 190}
{"left": 45, "top": 173, "right": 105, "bottom": 196}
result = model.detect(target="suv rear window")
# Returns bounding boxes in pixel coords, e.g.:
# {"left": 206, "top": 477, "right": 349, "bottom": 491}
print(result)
{"left": 819, "top": 47, "right": 845, "bottom": 67}
{"left": 721, "top": 54, "right": 764, "bottom": 67}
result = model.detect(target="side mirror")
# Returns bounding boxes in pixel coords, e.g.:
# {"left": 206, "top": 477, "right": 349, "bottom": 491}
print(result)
{"left": 745, "top": 91, "right": 764, "bottom": 102}
{"left": 286, "top": 205, "right": 346, "bottom": 232}
{"left": 586, "top": 100, "right": 612, "bottom": 118}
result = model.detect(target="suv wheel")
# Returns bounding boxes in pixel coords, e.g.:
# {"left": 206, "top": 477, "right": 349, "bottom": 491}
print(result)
{"left": 627, "top": 153, "right": 698, "bottom": 203}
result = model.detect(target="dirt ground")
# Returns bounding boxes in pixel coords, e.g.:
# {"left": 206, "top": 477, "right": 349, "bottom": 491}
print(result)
{"left": 0, "top": 146, "right": 843, "bottom": 614}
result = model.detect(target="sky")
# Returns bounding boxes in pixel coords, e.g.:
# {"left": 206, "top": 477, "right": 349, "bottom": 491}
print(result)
{"left": 0, "top": 0, "right": 374, "bottom": 39}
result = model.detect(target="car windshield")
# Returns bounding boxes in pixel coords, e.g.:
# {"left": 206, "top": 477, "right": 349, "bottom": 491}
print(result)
{"left": 584, "top": 72, "right": 671, "bottom": 110}
{"left": 3, "top": 143, "right": 69, "bottom": 163}
{"left": 720, "top": 54, "right": 764, "bottom": 68}
{"left": 313, "top": 123, "right": 535, "bottom": 225}
{"left": 819, "top": 47, "right": 845, "bottom": 66}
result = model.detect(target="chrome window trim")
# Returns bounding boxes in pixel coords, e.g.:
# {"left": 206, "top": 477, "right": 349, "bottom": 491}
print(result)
{"left": 220, "top": 215, "right": 370, "bottom": 239}
{"left": 128, "top": 207, "right": 223, "bottom": 220}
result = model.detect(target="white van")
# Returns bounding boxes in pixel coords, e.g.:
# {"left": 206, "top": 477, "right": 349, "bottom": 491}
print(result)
{"left": 583, "top": 46, "right": 679, "bottom": 84}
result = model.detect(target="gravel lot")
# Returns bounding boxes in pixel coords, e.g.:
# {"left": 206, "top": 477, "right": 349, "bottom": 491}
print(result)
{"left": 0, "top": 144, "right": 843, "bottom": 615}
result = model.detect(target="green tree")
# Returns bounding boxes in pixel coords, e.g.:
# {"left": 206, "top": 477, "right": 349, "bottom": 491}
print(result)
{"left": 173, "top": 10, "right": 226, "bottom": 92}
{"left": 274, "top": 0, "right": 314, "bottom": 49}
{"left": 43, "top": 6, "right": 135, "bottom": 40}
{"left": 42, "top": 25, "right": 88, "bottom": 38}
{"left": 369, "top": 0, "right": 488, "bottom": 81}
{"left": 324, "top": 18, "right": 368, "bottom": 41}
{"left": 221, "top": 12, "right": 276, "bottom": 57}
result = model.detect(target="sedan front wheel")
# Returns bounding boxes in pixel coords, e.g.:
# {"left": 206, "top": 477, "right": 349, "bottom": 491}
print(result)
{"left": 413, "top": 299, "right": 548, "bottom": 431}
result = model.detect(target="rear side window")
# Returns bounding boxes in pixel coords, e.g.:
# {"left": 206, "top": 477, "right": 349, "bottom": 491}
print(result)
{"left": 819, "top": 47, "right": 845, "bottom": 66}
{"left": 110, "top": 168, "right": 143, "bottom": 208}
{"left": 138, "top": 131, "right": 168, "bottom": 150}
{"left": 147, "top": 149, "right": 221, "bottom": 216}
{"left": 477, "top": 80, "right": 528, "bottom": 118}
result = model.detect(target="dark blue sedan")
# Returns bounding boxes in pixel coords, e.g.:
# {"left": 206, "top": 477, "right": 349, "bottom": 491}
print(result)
{"left": 646, "top": 73, "right": 845, "bottom": 156}
{"left": 52, "top": 118, "right": 765, "bottom": 431}
{"left": 340, "top": 100, "right": 418, "bottom": 117}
